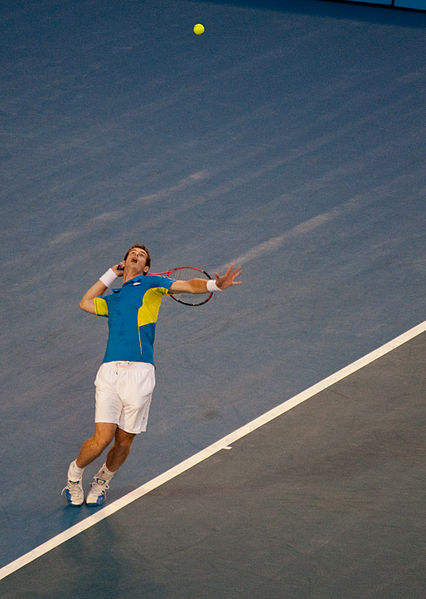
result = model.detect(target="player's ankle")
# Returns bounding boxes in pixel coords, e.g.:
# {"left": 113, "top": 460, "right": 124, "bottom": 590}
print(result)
{"left": 68, "top": 460, "right": 85, "bottom": 480}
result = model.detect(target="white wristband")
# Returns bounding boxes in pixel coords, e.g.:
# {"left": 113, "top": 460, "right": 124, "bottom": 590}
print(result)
{"left": 207, "top": 279, "right": 221, "bottom": 292}
{"left": 99, "top": 268, "right": 117, "bottom": 288}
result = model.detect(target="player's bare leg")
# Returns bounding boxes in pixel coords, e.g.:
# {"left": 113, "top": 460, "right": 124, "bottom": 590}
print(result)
{"left": 62, "top": 423, "right": 116, "bottom": 506}
{"left": 86, "top": 427, "right": 136, "bottom": 506}
{"left": 106, "top": 428, "right": 136, "bottom": 471}
{"left": 75, "top": 422, "right": 117, "bottom": 468}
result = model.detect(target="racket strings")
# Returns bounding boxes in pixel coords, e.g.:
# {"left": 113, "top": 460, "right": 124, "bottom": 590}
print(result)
{"left": 168, "top": 267, "right": 212, "bottom": 306}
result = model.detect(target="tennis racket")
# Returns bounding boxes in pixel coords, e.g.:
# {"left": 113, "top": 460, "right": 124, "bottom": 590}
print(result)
{"left": 150, "top": 266, "right": 213, "bottom": 307}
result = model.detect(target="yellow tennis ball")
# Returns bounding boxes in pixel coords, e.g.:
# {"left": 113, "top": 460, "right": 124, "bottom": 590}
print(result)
{"left": 193, "top": 23, "right": 205, "bottom": 35}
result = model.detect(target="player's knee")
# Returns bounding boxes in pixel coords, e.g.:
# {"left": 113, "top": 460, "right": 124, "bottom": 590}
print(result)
{"left": 115, "top": 431, "right": 135, "bottom": 450}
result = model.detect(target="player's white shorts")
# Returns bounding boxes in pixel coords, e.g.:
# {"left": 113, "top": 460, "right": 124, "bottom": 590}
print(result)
{"left": 94, "top": 361, "right": 156, "bottom": 434}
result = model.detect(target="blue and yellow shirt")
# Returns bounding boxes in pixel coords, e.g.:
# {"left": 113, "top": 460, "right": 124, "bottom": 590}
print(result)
{"left": 94, "top": 274, "right": 174, "bottom": 365}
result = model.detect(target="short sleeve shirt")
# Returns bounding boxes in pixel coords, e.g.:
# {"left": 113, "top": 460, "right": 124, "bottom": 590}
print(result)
{"left": 94, "top": 274, "right": 174, "bottom": 365}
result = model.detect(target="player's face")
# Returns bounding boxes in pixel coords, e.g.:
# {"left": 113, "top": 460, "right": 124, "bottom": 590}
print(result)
{"left": 126, "top": 248, "right": 149, "bottom": 274}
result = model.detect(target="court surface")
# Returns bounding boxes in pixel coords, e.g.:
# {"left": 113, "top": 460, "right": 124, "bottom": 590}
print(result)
{"left": 1, "top": 329, "right": 424, "bottom": 597}
{"left": 0, "top": 0, "right": 425, "bottom": 595}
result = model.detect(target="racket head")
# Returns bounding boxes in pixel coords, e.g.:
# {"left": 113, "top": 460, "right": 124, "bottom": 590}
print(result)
{"left": 167, "top": 266, "right": 213, "bottom": 306}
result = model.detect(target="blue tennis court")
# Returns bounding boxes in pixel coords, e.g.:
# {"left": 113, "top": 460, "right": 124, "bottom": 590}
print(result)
{"left": 0, "top": 0, "right": 425, "bottom": 595}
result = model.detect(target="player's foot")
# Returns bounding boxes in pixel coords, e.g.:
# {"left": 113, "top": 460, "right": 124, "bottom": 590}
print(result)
{"left": 62, "top": 479, "right": 84, "bottom": 506}
{"left": 86, "top": 476, "right": 110, "bottom": 506}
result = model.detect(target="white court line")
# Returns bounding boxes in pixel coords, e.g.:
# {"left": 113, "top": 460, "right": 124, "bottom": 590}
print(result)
{"left": 1, "top": 320, "right": 425, "bottom": 581}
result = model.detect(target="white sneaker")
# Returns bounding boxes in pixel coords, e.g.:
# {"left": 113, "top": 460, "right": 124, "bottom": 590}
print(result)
{"left": 62, "top": 479, "right": 84, "bottom": 506}
{"left": 86, "top": 476, "right": 109, "bottom": 506}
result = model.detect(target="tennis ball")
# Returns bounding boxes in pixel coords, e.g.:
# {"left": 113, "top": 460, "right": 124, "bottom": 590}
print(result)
{"left": 193, "top": 23, "right": 205, "bottom": 35}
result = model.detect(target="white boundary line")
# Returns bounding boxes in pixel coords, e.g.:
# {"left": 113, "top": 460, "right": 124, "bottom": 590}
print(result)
{"left": 1, "top": 321, "right": 425, "bottom": 581}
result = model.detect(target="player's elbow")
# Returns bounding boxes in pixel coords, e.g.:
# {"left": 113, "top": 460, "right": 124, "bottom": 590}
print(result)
{"left": 79, "top": 297, "right": 91, "bottom": 312}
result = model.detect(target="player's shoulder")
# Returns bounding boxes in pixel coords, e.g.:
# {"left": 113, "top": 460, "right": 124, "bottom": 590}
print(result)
{"left": 145, "top": 274, "right": 174, "bottom": 288}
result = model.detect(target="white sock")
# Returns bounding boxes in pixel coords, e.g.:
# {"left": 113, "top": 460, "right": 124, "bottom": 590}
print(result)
{"left": 68, "top": 460, "right": 84, "bottom": 481}
{"left": 96, "top": 463, "right": 115, "bottom": 482}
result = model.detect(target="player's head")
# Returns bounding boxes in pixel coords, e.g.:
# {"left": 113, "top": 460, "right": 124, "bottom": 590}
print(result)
{"left": 123, "top": 244, "right": 151, "bottom": 275}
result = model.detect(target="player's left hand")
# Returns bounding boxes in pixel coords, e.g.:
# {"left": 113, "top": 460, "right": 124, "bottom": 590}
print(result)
{"left": 215, "top": 264, "right": 242, "bottom": 290}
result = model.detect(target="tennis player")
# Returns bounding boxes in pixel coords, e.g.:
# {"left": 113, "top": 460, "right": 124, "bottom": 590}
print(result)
{"left": 63, "top": 244, "right": 242, "bottom": 506}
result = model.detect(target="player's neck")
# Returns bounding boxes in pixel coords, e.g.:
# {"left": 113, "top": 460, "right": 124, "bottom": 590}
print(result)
{"left": 123, "top": 268, "right": 144, "bottom": 284}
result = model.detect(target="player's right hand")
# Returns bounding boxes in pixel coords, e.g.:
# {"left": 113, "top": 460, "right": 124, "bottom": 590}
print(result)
{"left": 112, "top": 262, "right": 125, "bottom": 276}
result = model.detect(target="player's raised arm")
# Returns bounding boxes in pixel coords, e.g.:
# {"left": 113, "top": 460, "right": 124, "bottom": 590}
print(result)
{"left": 79, "top": 264, "right": 124, "bottom": 313}
{"left": 170, "top": 264, "right": 242, "bottom": 294}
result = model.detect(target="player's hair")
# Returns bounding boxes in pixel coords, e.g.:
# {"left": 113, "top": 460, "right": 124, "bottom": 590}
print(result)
{"left": 124, "top": 244, "right": 151, "bottom": 272}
